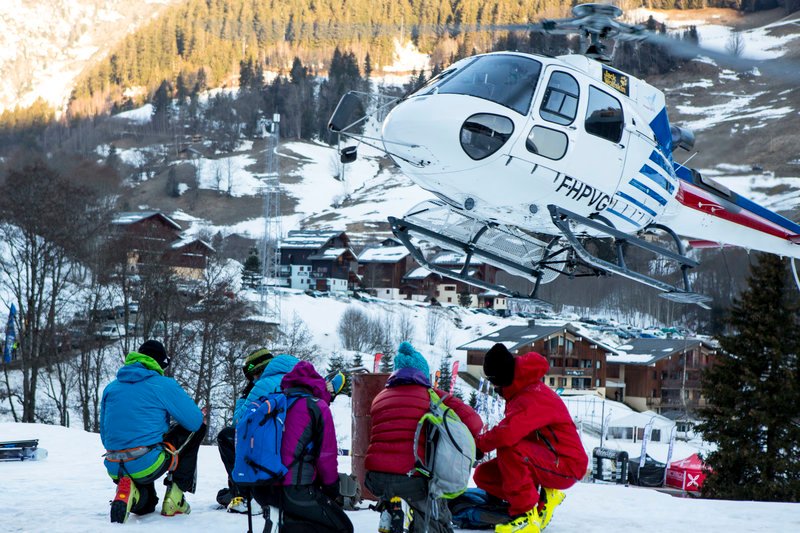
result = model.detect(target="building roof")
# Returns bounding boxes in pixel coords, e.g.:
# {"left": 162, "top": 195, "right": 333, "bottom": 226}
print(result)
{"left": 112, "top": 211, "right": 182, "bottom": 231}
{"left": 608, "top": 338, "right": 714, "bottom": 366}
{"left": 358, "top": 245, "right": 410, "bottom": 263}
{"left": 403, "top": 266, "right": 437, "bottom": 280}
{"left": 457, "top": 322, "right": 618, "bottom": 354}
{"left": 307, "top": 247, "right": 356, "bottom": 261}
{"left": 282, "top": 230, "right": 345, "bottom": 249}
{"left": 170, "top": 238, "right": 215, "bottom": 253}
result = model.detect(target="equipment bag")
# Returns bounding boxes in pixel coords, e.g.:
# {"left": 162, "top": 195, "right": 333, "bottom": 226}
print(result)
{"left": 448, "top": 488, "right": 511, "bottom": 529}
{"left": 412, "top": 389, "right": 476, "bottom": 499}
{"left": 233, "top": 392, "right": 310, "bottom": 486}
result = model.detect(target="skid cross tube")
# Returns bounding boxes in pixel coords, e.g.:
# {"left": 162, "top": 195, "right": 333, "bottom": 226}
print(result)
{"left": 390, "top": 216, "right": 528, "bottom": 297}
{"left": 548, "top": 205, "right": 711, "bottom": 308}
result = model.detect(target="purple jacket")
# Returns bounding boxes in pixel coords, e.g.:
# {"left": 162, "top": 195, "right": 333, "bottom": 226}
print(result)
{"left": 279, "top": 361, "right": 338, "bottom": 486}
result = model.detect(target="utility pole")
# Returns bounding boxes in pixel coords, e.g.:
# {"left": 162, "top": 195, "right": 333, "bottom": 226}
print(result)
{"left": 260, "top": 113, "right": 282, "bottom": 324}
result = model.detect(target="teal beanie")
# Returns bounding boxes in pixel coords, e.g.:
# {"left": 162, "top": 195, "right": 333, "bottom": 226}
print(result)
{"left": 394, "top": 341, "right": 430, "bottom": 377}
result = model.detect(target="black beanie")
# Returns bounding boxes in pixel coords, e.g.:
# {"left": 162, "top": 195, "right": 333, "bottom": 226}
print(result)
{"left": 483, "top": 343, "right": 515, "bottom": 387}
{"left": 139, "top": 340, "right": 170, "bottom": 369}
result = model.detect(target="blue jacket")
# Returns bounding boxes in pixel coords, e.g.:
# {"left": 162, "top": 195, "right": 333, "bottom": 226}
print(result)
{"left": 100, "top": 352, "right": 203, "bottom": 480}
{"left": 233, "top": 353, "right": 299, "bottom": 424}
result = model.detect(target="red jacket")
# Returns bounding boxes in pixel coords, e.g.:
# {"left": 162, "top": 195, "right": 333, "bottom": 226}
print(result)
{"left": 476, "top": 352, "right": 588, "bottom": 479}
{"left": 366, "top": 367, "right": 483, "bottom": 476}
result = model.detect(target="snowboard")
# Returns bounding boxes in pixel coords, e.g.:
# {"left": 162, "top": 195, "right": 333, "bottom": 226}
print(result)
{"left": 0, "top": 439, "right": 48, "bottom": 461}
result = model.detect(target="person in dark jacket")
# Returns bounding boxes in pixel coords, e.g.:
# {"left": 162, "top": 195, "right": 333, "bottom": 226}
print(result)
{"left": 365, "top": 341, "right": 483, "bottom": 533}
{"left": 474, "top": 343, "right": 589, "bottom": 533}
{"left": 100, "top": 340, "right": 206, "bottom": 524}
{"left": 251, "top": 360, "right": 353, "bottom": 533}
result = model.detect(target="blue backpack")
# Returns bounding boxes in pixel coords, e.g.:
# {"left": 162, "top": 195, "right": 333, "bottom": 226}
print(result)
{"left": 233, "top": 391, "right": 312, "bottom": 486}
{"left": 448, "top": 488, "right": 511, "bottom": 529}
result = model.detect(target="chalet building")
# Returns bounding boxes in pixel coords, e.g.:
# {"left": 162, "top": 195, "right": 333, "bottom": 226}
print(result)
{"left": 458, "top": 322, "right": 617, "bottom": 393}
{"left": 401, "top": 266, "right": 442, "bottom": 302}
{"left": 358, "top": 238, "right": 416, "bottom": 300}
{"left": 606, "top": 338, "right": 718, "bottom": 415}
{"left": 112, "top": 211, "right": 213, "bottom": 280}
{"left": 279, "top": 230, "right": 356, "bottom": 293}
{"left": 477, "top": 290, "right": 508, "bottom": 311}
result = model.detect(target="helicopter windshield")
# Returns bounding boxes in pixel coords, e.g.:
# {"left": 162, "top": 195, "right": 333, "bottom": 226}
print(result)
{"left": 433, "top": 55, "right": 542, "bottom": 115}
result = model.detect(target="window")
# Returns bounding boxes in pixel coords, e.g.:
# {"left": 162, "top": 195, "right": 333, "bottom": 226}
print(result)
{"left": 550, "top": 358, "right": 557, "bottom": 367}
{"left": 596, "top": 360, "right": 601, "bottom": 369}
{"left": 585, "top": 86, "right": 624, "bottom": 143}
{"left": 549, "top": 377, "right": 555, "bottom": 386}
{"left": 540, "top": 72, "right": 579, "bottom": 125}
{"left": 595, "top": 378, "right": 601, "bottom": 387}
{"left": 525, "top": 126, "right": 568, "bottom": 160}
{"left": 565, "top": 339, "right": 574, "bottom": 354}
{"left": 436, "top": 55, "right": 542, "bottom": 115}
{"left": 558, "top": 378, "right": 567, "bottom": 387}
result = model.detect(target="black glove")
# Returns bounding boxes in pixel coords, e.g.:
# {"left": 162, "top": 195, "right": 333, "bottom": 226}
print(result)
{"left": 475, "top": 448, "right": 485, "bottom": 461}
{"left": 321, "top": 480, "right": 340, "bottom": 501}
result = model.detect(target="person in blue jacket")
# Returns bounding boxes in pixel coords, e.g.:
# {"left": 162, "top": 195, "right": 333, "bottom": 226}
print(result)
{"left": 216, "top": 350, "right": 300, "bottom": 512}
{"left": 100, "top": 340, "right": 206, "bottom": 524}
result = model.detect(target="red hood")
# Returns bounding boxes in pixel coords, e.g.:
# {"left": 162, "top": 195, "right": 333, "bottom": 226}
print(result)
{"left": 501, "top": 352, "right": 549, "bottom": 400}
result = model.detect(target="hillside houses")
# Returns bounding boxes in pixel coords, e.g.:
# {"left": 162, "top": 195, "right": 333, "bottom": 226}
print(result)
{"left": 112, "top": 211, "right": 214, "bottom": 280}
{"left": 459, "top": 322, "right": 719, "bottom": 418}
{"left": 279, "top": 230, "right": 358, "bottom": 293}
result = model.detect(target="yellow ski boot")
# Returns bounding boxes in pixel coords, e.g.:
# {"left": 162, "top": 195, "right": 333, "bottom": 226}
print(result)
{"left": 495, "top": 507, "right": 542, "bottom": 533}
{"left": 538, "top": 488, "right": 566, "bottom": 530}
{"left": 161, "top": 483, "right": 191, "bottom": 516}
{"left": 110, "top": 476, "right": 140, "bottom": 523}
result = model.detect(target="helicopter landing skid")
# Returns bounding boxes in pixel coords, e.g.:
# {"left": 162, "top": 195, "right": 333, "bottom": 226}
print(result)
{"left": 388, "top": 201, "right": 572, "bottom": 304}
{"left": 548, "top": 205, "right": 712, "bottom": 309}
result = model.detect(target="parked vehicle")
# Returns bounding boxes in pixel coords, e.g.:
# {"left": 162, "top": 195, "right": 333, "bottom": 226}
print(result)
{"left": 96, "top": 324, "right": 126, "bottom": 340}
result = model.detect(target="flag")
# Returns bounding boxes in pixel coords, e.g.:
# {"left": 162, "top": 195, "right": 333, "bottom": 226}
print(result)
{"left": 450, "top": 360, "right": 459, "bottom": 391}
{"left": 639, "top": 418, "right": 655, "bottom": 470}
{"left": 434, "top": 370, "right": 441, "bottom": 389}
{"left": 3, "top": 304, "right": 17, "bottom": 363}
{"left": 373, "top": 353, "right": 382, "bottom": 373}
{"left": 663, "top": 425, "right": 677, "bottom": 485}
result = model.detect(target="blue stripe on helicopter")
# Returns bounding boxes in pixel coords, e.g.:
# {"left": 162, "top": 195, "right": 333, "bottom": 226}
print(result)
{"left": 649, "top": 150, "right": 677, "bottom": 181}
{"left": 629, "top": 179, "right": 668, "bottom": 206}
{"left": 673, "top": 165, "right": 800, "bottom": 236}
{"left": 616, "top": 191, "right": 657, "bottom": 217}
{"left": 606, "top": 208, "right": 641, "bottom": 227}
{"left": 648, "top": 107, "right": 674, "bottom": 159}
{"left": 639, "top": 164, "right": 675, "bottom": 194}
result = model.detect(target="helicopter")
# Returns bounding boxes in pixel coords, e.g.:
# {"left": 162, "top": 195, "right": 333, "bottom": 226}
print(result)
{"left": 328, "top": 3, "right": 800, "bottom": 308}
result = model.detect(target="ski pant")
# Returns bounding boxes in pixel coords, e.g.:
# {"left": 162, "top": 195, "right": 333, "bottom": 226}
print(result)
{"left": 124, "top": 423, "right": 207, "bottom": 515}
{"left": 473, "top": 439, "right": 580, "bottom": 516}
{"left": 253, "top": 484, "right": 354, "bottom": 533}
{"left": 366, "top": 471, "right": 453, "bottom": 533}
{"left": 216, "top": 425, "right": 240, "bottom": 499}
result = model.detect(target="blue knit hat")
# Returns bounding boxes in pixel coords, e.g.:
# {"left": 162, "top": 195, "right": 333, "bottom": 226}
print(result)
{"left": 394, "top": 341, "right": 430, "bottom": 377}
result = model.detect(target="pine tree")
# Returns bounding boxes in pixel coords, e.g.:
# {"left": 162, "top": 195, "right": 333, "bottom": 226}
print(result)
{"left": 379, "top": 352, "right": 394, "bottom": 373}
{"left": 438, "top": 353, "right": 453, "bottom": 393}
{"left": 242, "top": 247, "right": 262, "bottom": 288}
{"left": 468, "top": 390, "right": 478, "bottom": 408}
{"left": 697, "top": 253, "right": 800, "bottom": 502}
{"left": 352, "top": 352, "right": 363, "bottom": 368}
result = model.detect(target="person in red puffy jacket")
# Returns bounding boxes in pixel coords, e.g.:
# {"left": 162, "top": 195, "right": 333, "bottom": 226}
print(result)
{"left": 474, "top": 343, "right": 589, "bottom": 533}
{"left": 366, "top": 341, "right": 483, "bottom": 533}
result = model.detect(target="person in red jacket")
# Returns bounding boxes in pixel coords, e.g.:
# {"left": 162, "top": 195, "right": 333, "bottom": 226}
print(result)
{"left": 474, "top": 343, "right": 588, "bottom": 533}
{"left": 366, "top": 341, "right": 483, "bottom": 533}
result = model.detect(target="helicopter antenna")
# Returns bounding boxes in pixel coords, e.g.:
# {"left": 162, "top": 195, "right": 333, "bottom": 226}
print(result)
{"left": 673, "top": 151, "right": 699, "bottom": 173}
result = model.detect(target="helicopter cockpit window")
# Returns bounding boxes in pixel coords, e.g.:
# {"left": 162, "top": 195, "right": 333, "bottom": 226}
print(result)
{"left": 434, "top": 55, "right": 542, "bottom": 115}
{"left": 585, "top": 87, "right": 624, "bottom": 143}
{"left": 539, "top": 72, "right": 580, "bottom": 125}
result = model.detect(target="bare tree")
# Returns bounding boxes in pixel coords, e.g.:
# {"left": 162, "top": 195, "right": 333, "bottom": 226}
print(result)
{"left": 338, "top": 306, "right": 372, "bottom": 352}
{"left": 426, "top": 307, "right": 444, "bottom": 345}
{"left": 277, "top": 312, "right": 319, "bottom": 364}
{"left": 395, "top": 310, "right": 416, "bottom": 345}
{"left": 726, "top": 30, "right": 745, "bottom": 57}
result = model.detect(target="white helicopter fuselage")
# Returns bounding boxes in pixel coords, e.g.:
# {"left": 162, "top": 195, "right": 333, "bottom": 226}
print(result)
{"left": 381, "top": 51, "right": 800, "bottom": 259}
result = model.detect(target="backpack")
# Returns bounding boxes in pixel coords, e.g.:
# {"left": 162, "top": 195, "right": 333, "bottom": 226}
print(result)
{"left": 233, "top": 391, "right": 313, "bottom": 486}
{"left": 412, "top": 389, "right": 476, "bottom": 499}
{"left": 448, "top": 488, "right": 511, "bottom": 529}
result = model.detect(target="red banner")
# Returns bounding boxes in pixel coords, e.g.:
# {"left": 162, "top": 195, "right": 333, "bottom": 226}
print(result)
{"left": 450, "top": 360, "right": 459, "bottom": 391}
{"left": 373, "top": 353, "right": 382, "bottom": 373}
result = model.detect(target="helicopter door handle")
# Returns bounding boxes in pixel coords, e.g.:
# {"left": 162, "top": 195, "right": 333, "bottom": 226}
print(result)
{"left": 566, "top": 125, "right": 577, "bottom": 130}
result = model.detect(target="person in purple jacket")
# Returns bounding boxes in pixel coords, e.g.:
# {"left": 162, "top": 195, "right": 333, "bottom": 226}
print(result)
{"left": 253, "top": 360, "right": 353, "bottom": 533}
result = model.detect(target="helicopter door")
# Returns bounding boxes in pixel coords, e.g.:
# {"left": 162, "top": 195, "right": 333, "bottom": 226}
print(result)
{"left": 509, "top": 68, "right": 628, "bottom": 219}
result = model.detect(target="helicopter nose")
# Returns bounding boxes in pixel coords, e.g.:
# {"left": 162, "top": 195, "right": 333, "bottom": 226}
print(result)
{"left": 382, "top": 94, "right": 515, "bottom": 173}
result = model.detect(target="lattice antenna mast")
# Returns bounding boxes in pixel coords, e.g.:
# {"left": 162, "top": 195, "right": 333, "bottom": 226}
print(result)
{"left": 260, "top": 113, "right": 282, "bottom": 324}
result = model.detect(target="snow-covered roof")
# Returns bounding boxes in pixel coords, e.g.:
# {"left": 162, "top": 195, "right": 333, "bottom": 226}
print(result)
{"left": 609, "top": 411, "right": 674, "bottom": 430}
{"left": 609, "top": 338, "right": 714, "bottom": 365}
{"left": 170, "top": 238, "right": 215, "bottom": 253}
{"left": 404, "top": 266, "right": 435, "bottom": 280}
{"left": 112, "top": 211, "right": 181, "bottom": 230}
{"left": 458, "top": 322, "right": 617, "bottom": 354}
{"left": 358, "top": 245, "right": 410, "bottom": 263}
{"left": 308, "top": 248, "right": 354, "bottom": 260}
{"left": 282, "top": 230, "right": 344, "bottom": 249}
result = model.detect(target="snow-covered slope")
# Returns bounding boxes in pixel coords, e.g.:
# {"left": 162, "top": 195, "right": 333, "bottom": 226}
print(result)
{"left": 2, "top": 421, "right": 798, "bottom": 532}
